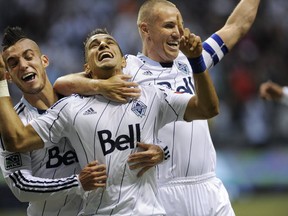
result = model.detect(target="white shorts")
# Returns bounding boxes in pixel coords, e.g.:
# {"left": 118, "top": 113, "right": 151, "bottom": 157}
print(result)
{"left": 158, "top": 172, "right": 235, "bottom": 216}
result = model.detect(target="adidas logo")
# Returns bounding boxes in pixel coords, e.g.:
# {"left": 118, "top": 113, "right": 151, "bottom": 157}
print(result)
{"left": 143, "top": 70, "right": 153, "bottom": 76}
{"left": 83, "top": 107, "right": 97, "bottom": 115}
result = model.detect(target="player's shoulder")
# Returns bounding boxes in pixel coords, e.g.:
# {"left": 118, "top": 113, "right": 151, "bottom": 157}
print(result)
{"left": 125, "top": 54, "right": 142, "bottom": 64}
{"left": 50, "top": 94, "right": 87, "bottom": 110}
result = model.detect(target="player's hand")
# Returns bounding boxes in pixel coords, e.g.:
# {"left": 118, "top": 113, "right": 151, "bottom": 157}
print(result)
{"left": 259, "top": 81, "right": 283, "bottom": 101}
{"left": 79, "top": 160, "right": 107, "bottom": 191}
{"left": 98, "top": 74, "right": 141, "bottom": 103}
{"left": 128, "top": 142, "right": 164, "bottom": 177}
{"left": 179, "top": 28, "right": 203, "bottom": 59}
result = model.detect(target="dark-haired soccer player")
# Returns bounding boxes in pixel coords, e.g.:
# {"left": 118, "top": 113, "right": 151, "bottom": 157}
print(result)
{"left": 0, "top": 27, "right": 107, "bottom": 216}
{"left": 0, "top": 28, "right": 219, "bottom": 215}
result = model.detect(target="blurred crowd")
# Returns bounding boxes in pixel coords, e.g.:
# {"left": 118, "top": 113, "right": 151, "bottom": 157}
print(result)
{"left": 1, "top": 0, "right": 288, "bottom": 147}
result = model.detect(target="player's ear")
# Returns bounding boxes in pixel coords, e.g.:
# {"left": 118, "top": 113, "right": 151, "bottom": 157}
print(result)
{"left": 121, "top": 57, "right": 126, "bottom": 69}
{"left": 84, "top": 63, "right": 92, "bottom": 76}
{"left": 41, "top": 55, "right": 49, "bottom": 68}
{"left": 5, "top": 71, "right": 12, "bottom": 83}
{"left": 139, "top": 22, "right": 149, "bottom": 36}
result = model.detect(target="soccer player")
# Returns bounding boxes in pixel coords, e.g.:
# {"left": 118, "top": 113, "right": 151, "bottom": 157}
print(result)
{"left": 54, "top": 0, "right": 261, "bottom": 215}
{"left": 0, "top": 28, "right": 219, "bottom": 215}
{"left": 0, "top": 27, "right": 108, "bottom": 216}
{"left": 259, "top": 81, "right": 288, "bottom": 106}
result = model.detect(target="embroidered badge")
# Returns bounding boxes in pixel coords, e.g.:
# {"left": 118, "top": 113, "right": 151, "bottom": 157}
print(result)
{"left": 131, "top": 100, "right": 147, "bottom": 117}
{"left": 5, "top": 153, "right": 22, "bottom": 170}
{"left": 176, "top": 61, "right": 190, "bottom": 75}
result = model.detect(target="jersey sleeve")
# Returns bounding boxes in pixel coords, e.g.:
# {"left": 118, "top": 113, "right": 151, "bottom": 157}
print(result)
{"left": 0, "top": 143, "right": 82, "bottom": 202}
{"left": 202, "top": 33, "right": 229, "bottom": 69}
{"left": 29, "top": 97, "right": 72, "bottom": 147}
{"left": 155, "top": 85, "right": 191, "bottom": 129}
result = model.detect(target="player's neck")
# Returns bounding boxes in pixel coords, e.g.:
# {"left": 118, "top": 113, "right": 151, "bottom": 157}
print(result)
{"left": 23, "top": 83, "right": 58, "bottom": 110}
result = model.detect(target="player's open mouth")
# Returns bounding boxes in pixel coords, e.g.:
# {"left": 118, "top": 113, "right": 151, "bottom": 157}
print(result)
{"left": 167, "top": 41, "right": 179, "bottom": 47}
{"left": 22, "top": 72, "right": 36, "bottom": 82}
{"left": 98, "top": 52, "right": 114, "bottom": 61}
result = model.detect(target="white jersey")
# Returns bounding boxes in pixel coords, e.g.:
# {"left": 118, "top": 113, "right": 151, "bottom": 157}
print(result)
{"left": 124, "top": 34, "right": 234, "bottom": 216}
{"left": 30, "top": 85, "right": 191, "bottom": 216}
{"left": 0, "top": 97, "right": 83, "bottom": 216}
{"left": 125, "top": 34, "right": 228, "bottom": 180}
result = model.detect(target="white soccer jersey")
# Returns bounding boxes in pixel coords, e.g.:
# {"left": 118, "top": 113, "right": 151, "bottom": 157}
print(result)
{"left": 0, "top": 97, "right": 83, "bottom": 216}
{"left": 124, "top": 33, "right": 234, "bottom": 216}
{"left": 30, "top": 85, "right": 191, "bottom": 216}
{"left": 125, "top": 33, "right": 228, "bottom": 179}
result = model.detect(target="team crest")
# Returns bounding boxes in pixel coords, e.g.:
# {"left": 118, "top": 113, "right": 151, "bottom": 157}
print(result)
{"left": 131, "top": 100, "right": 147, "bottom": 117}
{"left": 5, "top": 153, "right": 22, "bottom": 170}
{"left": 176, "top": 61, "right": 190, "bottom": 75}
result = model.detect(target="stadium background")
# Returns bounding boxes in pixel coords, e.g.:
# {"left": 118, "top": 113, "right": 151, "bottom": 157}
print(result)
{"left": 1, "top": 0, "right": 288, "bottom": 215}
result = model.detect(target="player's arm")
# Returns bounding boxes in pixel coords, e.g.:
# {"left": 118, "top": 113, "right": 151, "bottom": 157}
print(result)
{"left": 0, "top": 81, "right": 43, "bottom": 152}
{"left": 128, "top": 141, "right": 170, "bottom": 177}
{"left": 215, "top": 0, "right": 261, "bottom": 50}
{"left": 54, "top": 71, "right": 141, "bottom": 103}
{"left": 259, "top": 81, "right": 283, "bottom": 101}
{"left": 0, "top": 147, "right": 106, "bottom": 202}
{"left": 179, "top": 29, "right": 219, "bottom": 121}
{"left": 259, "top": 81, "right": 288, "bottom": 106}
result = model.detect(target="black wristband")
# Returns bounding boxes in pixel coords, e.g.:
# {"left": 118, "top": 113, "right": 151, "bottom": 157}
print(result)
{"left": 188, "top": 55, "right": 206, "bottom": 74}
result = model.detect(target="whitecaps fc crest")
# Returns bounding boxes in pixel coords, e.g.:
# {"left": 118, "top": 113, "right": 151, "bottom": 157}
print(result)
{"left": 131, "top": 100, "right": 147, "bottom": 117}
{"left": 176, "top": 61, "right": 190, "bottom": 74}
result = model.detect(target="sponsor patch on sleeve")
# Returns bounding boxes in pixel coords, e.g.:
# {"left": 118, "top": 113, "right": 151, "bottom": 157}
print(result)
{"left": 4, "top": 153, "right": 22, "bottom": 170}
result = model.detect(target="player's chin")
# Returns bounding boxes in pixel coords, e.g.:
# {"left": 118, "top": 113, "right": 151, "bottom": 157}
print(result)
{"left": 165, "top": 49, "right": 179, "bottom": 60}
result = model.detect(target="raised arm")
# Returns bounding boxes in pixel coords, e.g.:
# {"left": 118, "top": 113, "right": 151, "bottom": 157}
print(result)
{"left": 0, "top": 75, "right": 43, "bottom": 152}
{"left": 54, "top": 72, "right": 141, "bottom": 103}
{"left": 180, "top": 28, "right": 219, "bottom": 121}
{"left": 215, "top": 0, "right": 261, "bottom": 50}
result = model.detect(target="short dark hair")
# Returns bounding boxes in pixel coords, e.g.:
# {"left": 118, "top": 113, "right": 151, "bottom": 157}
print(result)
{"left": 83, "top": 28, "right": 123, "bottom": 62}
{"left": 2, "top": 26, "right": 27, "bottom": 51}
{"left": 84, "top": 28, "right": 110, "bottom": 48}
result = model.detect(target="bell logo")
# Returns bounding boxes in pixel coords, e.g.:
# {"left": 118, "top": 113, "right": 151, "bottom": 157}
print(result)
{"left": 98, "top": 124, "right": 141, "bottom": 156}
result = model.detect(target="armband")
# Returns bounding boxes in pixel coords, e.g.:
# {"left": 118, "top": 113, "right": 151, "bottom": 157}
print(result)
{"left": 188, "top": 55, "right": 206, "bottom": 74}
{"left": 0, "top": 80, "right": 10, "bottom": 97}
{"left": 280, "top": 86, "right": 288, "bottom": 106}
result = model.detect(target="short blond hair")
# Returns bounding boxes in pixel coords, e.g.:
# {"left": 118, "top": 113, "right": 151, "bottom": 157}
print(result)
{"left": 137, "top": 0, "right": 176, "bottom": 26}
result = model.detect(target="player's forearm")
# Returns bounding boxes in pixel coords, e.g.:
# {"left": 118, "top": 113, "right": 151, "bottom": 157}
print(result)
{"left": 4, "top": 170, "right": 79, "bottom": 202}
{"left": 194, "top": 71, "right": 219, "bottom": 118}
{"left": 185, "top": 55, "right": 219, "bottom": 121}
{"left": 54, "top": 72, "right": 98, "bottom": 96}
{"left": 216, "top": 0, "right": 260, "bottom": 50}
{"left": 0, "top": 97, "right": 43, "bottom": 152}
{"left": 0, "top": 97, "right": 25, "bottom": 148}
